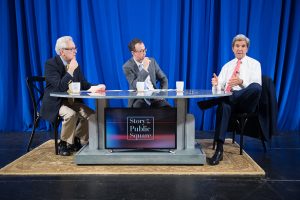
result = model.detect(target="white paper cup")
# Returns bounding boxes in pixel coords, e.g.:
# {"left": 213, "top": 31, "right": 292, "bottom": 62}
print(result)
{"left": 69, "top": 82, "right": 81, "bottom": 94}
{"left": 176, "top": 81, "right": 184, "bottom": 91}
{"left": 136, "top": 82, "right": 145, "bottom": 92}
{"left": 176, "top": 91, "right": 184, "bottom": 96}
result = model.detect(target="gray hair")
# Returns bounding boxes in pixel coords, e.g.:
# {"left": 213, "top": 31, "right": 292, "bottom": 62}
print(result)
{"left": 232, "top": 34, "right": 250, "bottom": 48}
{"left": 55, "top": 36, "right": 73, "bottom": 55}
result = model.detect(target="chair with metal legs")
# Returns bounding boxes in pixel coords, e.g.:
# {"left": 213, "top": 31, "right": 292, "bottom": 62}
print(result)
{"left": 228, "top": 110, "right": 266, "bottom": 155}
{"left": 203, "top": 76, "right": 276, "bottom": 155}
{"left": 212, "top": 109, "right": 266, "bottom": 155}
{"left": 26, "top": 76, "right": 61, "bottom": 155}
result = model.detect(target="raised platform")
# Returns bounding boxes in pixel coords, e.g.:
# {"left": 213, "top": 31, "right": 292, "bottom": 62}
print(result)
{"left": 75, "top": 143, "right": 206, "bottom": 165}
{"left": 0, "top": 139, "right": 265, "bottom": 176}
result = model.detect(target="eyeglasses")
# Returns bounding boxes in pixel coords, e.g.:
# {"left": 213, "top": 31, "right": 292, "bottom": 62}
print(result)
{"left": 134, "top": 48, "right": 147, "bottom": 53}
{"left": 63, "top": 47, "right": 77, "bottom": 52}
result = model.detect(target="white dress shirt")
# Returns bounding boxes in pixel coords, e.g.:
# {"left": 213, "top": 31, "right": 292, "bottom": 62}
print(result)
{"left": 213, "top": 55, "right": 262, "bottom": 91}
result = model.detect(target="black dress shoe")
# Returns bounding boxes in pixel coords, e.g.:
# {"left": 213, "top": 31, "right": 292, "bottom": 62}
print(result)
{"left": 68, "top": 137, "right": 82, "bottom": 152}
{"left": 58, "top": 140, "right": 71, "bottom": 156}
{"left": 208, "top": 150, "right": 223, "bottom": 165}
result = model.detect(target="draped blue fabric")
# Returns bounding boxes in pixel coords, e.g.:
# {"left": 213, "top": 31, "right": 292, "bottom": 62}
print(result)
{"left": 0, "top": 0, "right": 299, "bottom": 132}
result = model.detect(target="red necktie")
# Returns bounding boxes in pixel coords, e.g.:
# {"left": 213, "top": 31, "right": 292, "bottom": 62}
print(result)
{"left": 225, "top": 59, "right": 241, "bottom": 92}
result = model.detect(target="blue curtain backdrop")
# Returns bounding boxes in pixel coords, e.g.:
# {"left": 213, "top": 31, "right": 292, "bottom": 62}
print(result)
{"left": 0, "top": 0, "right": 299, "bottom": 132}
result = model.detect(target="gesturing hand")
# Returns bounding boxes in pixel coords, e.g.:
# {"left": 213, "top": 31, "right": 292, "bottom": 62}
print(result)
{"left": 68, "top": 58, "right": 78, "bottom": 75}
{"left": 211, "top": 73, "right": 218, "bottom": 86}
{"left": 88, "top": 84, "right": 106, "bottom": 93}
{"left": 142, "top": 57, "right": 151, "bottom": 71}
{"left": 227, "top": 75, "right": 243, "bottom": 87}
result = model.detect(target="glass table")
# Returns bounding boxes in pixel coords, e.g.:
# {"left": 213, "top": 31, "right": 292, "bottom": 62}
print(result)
{"left": 51, "top": 89, "right": 230, "bottom": 165}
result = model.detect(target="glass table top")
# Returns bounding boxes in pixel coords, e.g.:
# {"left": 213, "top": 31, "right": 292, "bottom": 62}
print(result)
{"left": 51, "top": 89, "right": 231, "bottom": 99}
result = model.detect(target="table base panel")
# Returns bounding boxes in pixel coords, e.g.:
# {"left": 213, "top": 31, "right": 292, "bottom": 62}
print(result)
{"left": 75, "top": 144, "right": 206, "bottom": 165}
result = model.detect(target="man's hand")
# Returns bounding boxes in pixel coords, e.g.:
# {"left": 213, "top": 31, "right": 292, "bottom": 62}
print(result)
{"left": 142, "top": 57, "right": 151, "bottom": 71}
{"left": 95, "top": 84, "right": 106, "bottom": 92}
{"left": 211, "top": 73, "right": 218, "bottom": 86}
{"left": 88, "top": 84, "right": 106, "bottom": 93}
{"left": 68, "top": 58, "right": 78, "bottom": 75}
{"left": 227, "top": 75, "right": 243, "bottom": 87}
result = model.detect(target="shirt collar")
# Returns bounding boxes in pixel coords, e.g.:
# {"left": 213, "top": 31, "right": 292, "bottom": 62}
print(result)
{"left": 60, "top": 56, "right": 68, "bottom": 67}
{"left": 235, "top": 55, "right": 248, "bottom": 63}
{"left": 133, "top": 58, "right": 143, "bottom": 71}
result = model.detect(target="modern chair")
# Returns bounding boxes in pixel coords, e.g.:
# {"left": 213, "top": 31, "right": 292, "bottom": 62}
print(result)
{"left": 26, "top": 76, "right": 61, "bottom": 155}
{"left": 227, "top": 107, "right": 266, "bottom": 155}
{"left": 211, "top": 76, "right": 277, "bottom": 155}
{"left": 212, "top": 107, "right": 266, "bottom": 155}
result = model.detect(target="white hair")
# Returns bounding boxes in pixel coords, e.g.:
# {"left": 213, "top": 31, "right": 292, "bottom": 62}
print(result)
{"left": 55, "top": 36, "right": 73, "bottom": 55}
{"left": 232, "top": 34, "right": 250, "bottom": 48}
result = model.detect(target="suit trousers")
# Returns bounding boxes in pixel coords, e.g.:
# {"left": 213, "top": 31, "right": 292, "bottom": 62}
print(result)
{"left": 215, "top": 83, "right": 262, "bottom": 142}
{"left": 59, "top": 99, "right": 95, "bottom": 145}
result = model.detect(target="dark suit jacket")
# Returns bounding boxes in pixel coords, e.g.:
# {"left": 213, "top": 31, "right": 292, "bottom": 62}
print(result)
{"left": 257, "top": 76, "right": 278, "bottom": 140}
{"left": 228, "top": 76, "right": 278, "bottom": 141}
{"left": 123, "top": 58, "right": 168, "bottom": 107}
{"left": 40, "top": 55, "right": 92, "bottom": 123}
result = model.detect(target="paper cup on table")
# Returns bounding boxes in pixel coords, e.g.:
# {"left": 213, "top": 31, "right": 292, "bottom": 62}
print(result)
{"left": 176, "top": 91, "right": 184, "bottom": 96}
{"left": 176, "top": 81, "right": 184, "bottom": 91}
{"left": 69, "top": 82, "right": 81, "bottom": 94}
{"left": 136, "top": 82, "right": 145, "bottom": 92}
{"left": 136, "top": 92, "right": 145, "bottom": 96}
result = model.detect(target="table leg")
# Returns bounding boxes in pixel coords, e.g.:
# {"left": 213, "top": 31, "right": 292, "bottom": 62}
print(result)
{"left": 88, "top": 113, "right": 98, "bottom": 150}
{"left": 97, "top": 99, "right": 107, "bottom": 149}
{"left": 175, "top": 98, "right": 187, "bottom": 150}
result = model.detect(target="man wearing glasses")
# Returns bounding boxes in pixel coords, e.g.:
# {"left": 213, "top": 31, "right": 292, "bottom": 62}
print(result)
{"left": 123, "top": 38, "right": 170, "bottom": 108}
{"left": 41, "top": 36, "right": 105, "bottom": 156}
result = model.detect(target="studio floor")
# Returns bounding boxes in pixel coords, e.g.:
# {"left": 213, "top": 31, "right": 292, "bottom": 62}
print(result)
{"left": 0, "top": 131, "right": 300, "bottom": 200}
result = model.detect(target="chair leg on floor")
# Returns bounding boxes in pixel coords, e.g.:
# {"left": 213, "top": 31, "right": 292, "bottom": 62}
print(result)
{"left": 53, "top": 121, "right": 59, "bottom": 155}
{"left": 259, "top": 128, "right": 267, "bottom": 152}
{"left": 239, "top": 117, "right": 248, "bottom": 155}
{"left": 26, "top": 117, "right": 40, "bottom": 152}
{"left": 232, "top": 130, "right": 236, "bottom": 144}
{"left": 233, "top": 119, "right": 240, "bottom": 144}
{"left": 261, "top": 139, "right": 267, "bottom": 152}
{"left": 240, "top": 133, "right": 244, "bottom": 155}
